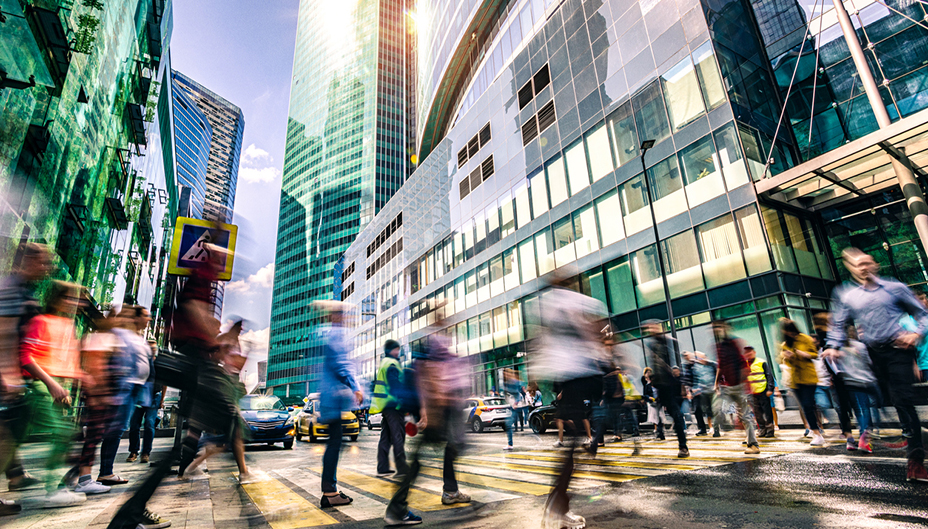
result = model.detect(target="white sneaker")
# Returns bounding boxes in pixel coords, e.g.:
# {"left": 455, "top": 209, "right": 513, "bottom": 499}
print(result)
{"left": 543, "top": 509, "right": 586, "bottom": 529}
{"left": 179, "top": 467, "right": 206, "bottom": 480}
{"left": 239, "top": 470, "right": 270, "bottom": 484}
{"left": 43, "top": 489, "right": 86, "bottom": 508}
{"left": 552, "top": 440, "right": 564, "bottom": 448}
{"left": 73, "top": 480, "right": 111, "bottom": 494}
{"left": 810, "top": 433, "right": 826, "bottom": 447}
{"left": 504, "top": 445, "right": 514, "bottom": 451}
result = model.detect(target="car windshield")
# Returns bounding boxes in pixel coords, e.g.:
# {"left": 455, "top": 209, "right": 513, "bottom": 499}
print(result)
{"left": 483, "top": 398, "right": 506, "bottom": 406}
{"left": 239, "top": 396, "right": 285, "bottom": 411}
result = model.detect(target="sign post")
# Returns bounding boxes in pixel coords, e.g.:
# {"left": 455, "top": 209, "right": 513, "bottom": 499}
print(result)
{"left": 167, "top": 217, "right": 237, "bottom": 280}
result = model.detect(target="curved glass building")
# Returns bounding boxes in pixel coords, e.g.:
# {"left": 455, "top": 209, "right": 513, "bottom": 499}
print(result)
{"left": 171, "top": 72, "right": 211, "bottom": 219}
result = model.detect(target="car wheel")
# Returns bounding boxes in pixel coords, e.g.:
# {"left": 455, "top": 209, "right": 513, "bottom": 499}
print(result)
{"left": 530, "top": 415, "right": 546, "bottom": 435}
{"left": 309, "top": 429, "right": 316, "bottom": 443}
{"left": 350, "top": 435, "right": 358, "bottom": 442}
{"left": 368, "top": 420, "right": 373, "bottom": 430}
{"left": 295, "top": 427, "right": 303, "bottom": 442}
{"left": 471, "top": 418, "right": 484, "bottom": 433}
{"left": 283, "top": 439, "right": 294, "bottom": 450}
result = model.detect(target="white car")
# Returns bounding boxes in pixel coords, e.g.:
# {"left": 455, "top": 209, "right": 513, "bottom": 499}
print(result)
{"left": 464, "top": 397, "right": 512, "bottom": 433}
{"left": 367, "top": 412, "right": 382, "bottom": 430}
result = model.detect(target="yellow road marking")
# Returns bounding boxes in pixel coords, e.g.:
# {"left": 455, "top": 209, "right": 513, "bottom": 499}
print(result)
{"left": 418, "top": 464, "right": 552, "bottom": 495}
{"left": 239, "top": 474, "right": 338, "bottom": 529}
{"left": 312, "top": 468, "right": 456, "bottom": 511}
{"left": 455, "top": 457, "right": 642, "bottom": 483}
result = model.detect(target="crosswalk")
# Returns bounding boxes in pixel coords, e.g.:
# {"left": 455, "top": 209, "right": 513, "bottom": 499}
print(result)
{"left": 233, "top": 431, "right": 852, "bottom": 528}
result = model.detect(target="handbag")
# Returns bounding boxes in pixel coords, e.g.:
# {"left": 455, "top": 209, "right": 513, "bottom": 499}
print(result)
{"left": 773, "top": 395, "right": 786, "bottom": 412}
{"left": 153, "top": 350, "right": 198, "bottom": 392}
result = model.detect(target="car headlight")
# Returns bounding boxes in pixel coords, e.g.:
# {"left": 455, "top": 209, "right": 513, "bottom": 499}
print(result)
{"left": 285, "top": 416, "right": 295, "bottom": 426}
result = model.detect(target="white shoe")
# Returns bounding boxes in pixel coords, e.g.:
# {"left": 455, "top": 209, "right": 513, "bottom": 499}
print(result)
{"left": 239, "top": 470, "right": 270, "bottom": 484}
{"left": 179, "top": 467, "right": 206, "bottom": 480}
{"left": 810, "top": 433, "right": 826, "bottom": 447}
{"left": 504, "top": 445, "right": 514, "bottom": 451}
{"left": 43, "top": 489, "right": 86, "bottom": 508}
{"left": 73, "top": 480, "right": 111, "bottom": 494}
{"left": 552, "top": 440, "right": 564, "bottom": 448}
{"left": 543, "top": 509, "right": 585, "bottom": 529}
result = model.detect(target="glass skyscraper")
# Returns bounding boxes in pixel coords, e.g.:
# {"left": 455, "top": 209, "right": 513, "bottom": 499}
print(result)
{"left": 268, "top": 0, "right": 417, "bottom": 395}
{"left": 334, "top": 0, "right": 928, "bottom": 400}
{"left": 171, "top": 72, "right": 212, "bottom": 219}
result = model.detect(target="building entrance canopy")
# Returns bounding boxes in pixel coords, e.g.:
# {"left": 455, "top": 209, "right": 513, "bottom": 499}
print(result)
{"left": 755, "top": 108, "right": 928, "bottom": 211}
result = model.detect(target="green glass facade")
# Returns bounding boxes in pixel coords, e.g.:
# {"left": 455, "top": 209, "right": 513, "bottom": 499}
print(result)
{"left": 268, "top": 0, "right": 416, "bottom": 395}
{"left": 0, "top": 0, "right": 177, "bottom": 318}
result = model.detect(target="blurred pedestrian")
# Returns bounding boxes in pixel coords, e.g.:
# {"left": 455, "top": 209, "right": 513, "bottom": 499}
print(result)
{"left": 0, "top": 243, "right": 51, "bottom": 515}
{"left": 685, "top": 351, "right": 716, "bottom": 436}
{"left": 641, "top": 367, "right": 663, "bottom": 440}
{"left": 593, "top": 360, "right": 624, "bottom": 446}
{"left": 531, "top": 271, "right": 608, "bottom": 529}
{"left": 371, "top": 339, "right": 409, "bottom": 477}
{"left": 816, "top": 312, "right": 860, "bottom": 450}
{"left": 127, "top": 341, "right": 164, "bottom": 465}
{"left": 830, "top": 324, "right": 879, "bottom": 453}
{"left": 779, "top": 318, "right": 824, "bottom": 447}
{"left": 710, "top": 320, "right": 760, "bottom": 454}
{"left": 744, "top": 346, "right": 775, "bottom": 438}
{"left": 823, "top": 248, "right": 927, "bottom": 482}
{"left": 19, "top": 281, "right": 87, "bottom": 506}
{"left": 503, "top": 368, "right": 520, "bottom": 450}
{"left": 642, "top": 321, "right": 689, "bottom": 457}
{"left": 384, "top": 308, "right": 471, "bottom": 526}
{"left": 514, "top": 384, "right": 529, "bottom": 432}
{"left": 316, "top": 300, "right": 363, "bottom": 508}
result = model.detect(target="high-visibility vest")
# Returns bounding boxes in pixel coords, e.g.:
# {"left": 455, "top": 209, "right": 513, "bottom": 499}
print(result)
{"left": 620, "top": 373, "right": 641, "bottom": 400}
{"left": 370, "top": 356, "right": 401, "bottom": 414}
{"left": 748, "top": 359, "right": 767, "bottom": 394}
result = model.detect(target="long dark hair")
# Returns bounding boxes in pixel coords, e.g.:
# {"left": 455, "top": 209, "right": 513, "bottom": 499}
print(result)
{"left": 779, "top": 318, "right": 800, "bottom": 347}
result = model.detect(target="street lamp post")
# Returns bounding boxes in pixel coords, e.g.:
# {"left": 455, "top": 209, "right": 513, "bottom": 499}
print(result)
{"left": 639, "top": 140, "right": 677, "bottom": 339}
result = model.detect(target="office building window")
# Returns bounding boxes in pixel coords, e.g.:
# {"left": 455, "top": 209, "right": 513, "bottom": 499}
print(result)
{"left": 476, "top": 262, "right": 490, "bottom": 303}
{"left": 734, "top": 205, "right": 773, "bottom": 275}
{"left": 518, "top": 237, "right": 537, "bottom": 283}
{"left": 631, "top": 244, "right": 665, "bottom": 307}
{"left": 453, "top": 229, "right": 464, "bottom": 267}
{"left": 713, "top": 122, "right": 750, "bottom": 190}
{"left": 552, "top": 216, "right": 577, "bottom": 267}
{"left": 632, "top": 81, "right": 671, "bottom": 146}
{"left": 605, "top": 256, "right": 637, "bottom": 314}
{"left": 535, "top": 228, "right": 556, "bottom": 276}
{"left": 493, "top": 306, "right": 509, "bottom": 348}
{"left": 647, "top": 155, "right": 688, "bottom": 223}
{"left": 530, "top": 170, "right": 549, "bottom": 218}
{"left": 502, "top": 247, "right": 520, "bottom": 290}
{"left": 489, "top": 254, "right": 505, "bottom": 297}
{"left": 784, "top": 212, "right": 824, "bottom": 278}
{"left": 508, "top": 301, "right": 523, "bottom": 344}
{"left": 619, "top": 174, "right": 652, "bottom": 235}
{"left": 697, "top": 214, "right": 747, "bottom": 288}
{"left": 693, "top": 41, "right": 727, "bottom": 111}
{"left": 662, "top": 230, "right": 705, "bottom": 298}
{"left": 573, "top": 203, "right": 599, "bottom": 259}
{"left": 581, "top": 268, "right": 609, "bottom": 310}
{"left": 608, "top": 101, "right": 639, "bottom": 167}
{"left": 586, "top": 121, "right": 614, "bottom": 182}
{"left": 595, "top": 189, "right": 626, "bottom": 247}
{"left": 474, "top": 211, "right": 487, "bottom": 255}
{"left": 661, "top": 56, "right": 705, "bottom": 131}
{"left": 761, "top": 206, "right": 799, "bottom": 273}
{"left": 479, "top": 312, "right": 493, "bottom": 351}
{"left": 465, "top": 269, "right": 477, "bottom": 307}
{"left": 454, "top": 276, "right": 466, "bottom": 313}
{"left": 515, "top": 181, "right": 532, "bottom": 228}
{"left": 486, "top": 203, "right": 501, "bottom": 246}
{"left": 546, "top": 155, "right": 569, "bottom": 207}
{"left": 679, "top": 135, "right": 725, "bottom": 207}
{"left": 463, "top": 219, "right": 475, "bottom": 261}
{"left": 565, "top": 140, "right": 590, "bottom": 195}
{"left": 500, "top": 192, "right": 516, "bottom": 237}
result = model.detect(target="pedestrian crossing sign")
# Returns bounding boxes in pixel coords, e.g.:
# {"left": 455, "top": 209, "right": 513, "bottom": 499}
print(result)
{"left": 167, "top": 217, "right": 238, "bottom": 280}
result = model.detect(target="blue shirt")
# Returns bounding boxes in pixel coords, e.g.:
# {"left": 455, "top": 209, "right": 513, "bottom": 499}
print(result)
{"left": 826, "top": 277, "right": 928, "bottom": 349}
{"left": 318, "top": 323, "right": 360, "bottom": 423}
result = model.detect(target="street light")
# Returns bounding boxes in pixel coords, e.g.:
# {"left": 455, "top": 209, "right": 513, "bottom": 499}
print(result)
{"left": 638, "top": 140, "right": 677, "bottom": 340}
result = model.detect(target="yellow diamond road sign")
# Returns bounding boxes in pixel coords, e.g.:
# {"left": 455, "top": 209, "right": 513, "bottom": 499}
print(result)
{"left": 167, "top": 217, "right": 237, "bottom": 280}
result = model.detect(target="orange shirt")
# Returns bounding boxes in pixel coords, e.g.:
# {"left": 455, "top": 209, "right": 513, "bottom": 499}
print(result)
{"left": 20, "top": 314, "right": 82, "bottom": 379}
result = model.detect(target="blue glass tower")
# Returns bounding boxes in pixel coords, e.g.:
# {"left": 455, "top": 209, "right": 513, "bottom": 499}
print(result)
{"left": 171, "top": 72, "right": 211, "bottom": 219}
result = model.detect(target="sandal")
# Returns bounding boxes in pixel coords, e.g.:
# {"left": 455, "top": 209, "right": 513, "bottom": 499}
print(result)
{"left": 97, "top": 475, "right": 129, "bottom": 485}
{"left": 320, "top": 491, "right": 353, "bottom": 508}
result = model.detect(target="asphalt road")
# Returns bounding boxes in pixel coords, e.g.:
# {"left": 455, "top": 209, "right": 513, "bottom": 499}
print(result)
{"left": 5, "top": 427, "right": 928, "bottom": 528}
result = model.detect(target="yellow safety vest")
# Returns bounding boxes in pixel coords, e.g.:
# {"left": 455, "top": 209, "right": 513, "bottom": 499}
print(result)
{"left": 620, "top": 374, "right": 641, "bottom": 400}
{"left": 370, "top": 356, "right": 401, "bottom": 414}
{"left": 748, "top": 359, "right": 767, "bottom": 394}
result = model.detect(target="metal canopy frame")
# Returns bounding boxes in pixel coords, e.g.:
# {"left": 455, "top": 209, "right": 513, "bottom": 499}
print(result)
{"left": 755, "top": 107, "right": 928, "bottom": 211}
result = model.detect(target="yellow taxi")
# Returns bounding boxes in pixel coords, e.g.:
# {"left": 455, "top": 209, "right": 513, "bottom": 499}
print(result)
{"left": 294, "top": 394, "right": 360, "bottom": 442}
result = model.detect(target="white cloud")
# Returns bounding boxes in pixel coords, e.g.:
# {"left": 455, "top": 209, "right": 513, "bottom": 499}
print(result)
{"left": 239, "top": 165, "right": 281, "bottom": 184}
{"left": 226, "top": 262, "right": 274, "bottom": 294}
{"left": 238, "top": 143, "right": 279, "bottom": 183}
{"left": 240, "top": 326, "right": 269, "bottom": 359}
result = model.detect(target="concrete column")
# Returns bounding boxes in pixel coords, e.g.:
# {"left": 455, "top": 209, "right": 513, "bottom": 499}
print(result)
{"left": 831, "top": 0, "right": 928, "bottom": 251}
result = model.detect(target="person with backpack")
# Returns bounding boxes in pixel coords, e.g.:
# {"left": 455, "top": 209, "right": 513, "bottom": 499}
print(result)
{"left": 744, "top": 346, "right": 775, "bottom": 438}
{"left": 711, "top": 320, "right": 760, "bottom": 455}
{"left": 371, "top": 339, "right": 409, "bottom": 478}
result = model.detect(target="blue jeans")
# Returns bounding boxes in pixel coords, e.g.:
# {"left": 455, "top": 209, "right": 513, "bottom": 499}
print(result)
{"left": 505, "top": 411, "right": 515, "bottom": 446}
{"left": 321, "top": 421, "right": 343, "bottom": 493}
{"left": 795, "top": 385, "right": 819, "bottom": 431}
{"left": 128, "top": 401, "right": 159, "bottom": 456}
{"left": 100, "top": 385, "right": 145, "bottom": 476}
{"left": 850, "top": 386, "right": 877, "bottom": 436}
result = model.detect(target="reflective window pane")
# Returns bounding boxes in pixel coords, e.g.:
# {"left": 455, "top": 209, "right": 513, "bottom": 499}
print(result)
{"left": 489, "top": 254, "right": 505, "bottom": 297}
{"left": 661, "top": 230, "right": 705, "bottom": 298}
{"left": 619, "top": 174, "right": 653, "bottom": 235}
{"left": 605, "top": 257, "right": 637, "bottom": 314}
{"left": 474, "top": 211, "right": 487, "bottom": 254}
{"left": 476, "top": 262, "right": 491, "bottom": 303}
{"left": 508, "top": 300, "right": 523, "bottom": 343}
{"left": 518, "top": 237, "right": 537, "bottom": 282}
{"left": 454, "top": 276, "right": 466, "bottom": 313}
{"left": 784, "top": 213, "right": 822, "bottom": 278}
{"left": 502, "top": 247, "right": 520, "bottom": 290}
{"left": 580, "top": 268, "right": 609, "bottom": 310}
{"left": 608, "top": 101, "right": 639, "bottom": 167}
{"left": 500, "top": 192, "right": 516, "bottom": 237}
{"left": 595, "top": 189, "right": 626, "bottom": 246}
{"left": 565, "top": 140, "right": 590, "bottom": 195}
{"left": 573, "top": 203, "right": 599, "bottom": 258}
{"left": 530, "top": 170, "right": 549, "bottom": 217}
{"left": 546, "top": 155, "right": 569, "bottom": 206}
{"left": 713, "top": 122, "right": 750, "bottom": 190}
{"left": 535, "top": 228, "right": 556, "bottom": 276}
{"left": 693, "top": 41, "right": 727, "bottom": 110}
{"left": 661, "top": 57, "right": 706, "bottom": 131}
{"left": 493, "top": 306, "right": 509, "bottom": 348}
{"left": 453, "top": 230, "right": 464, "bottom": 267}
{"left": 647, "top": 156, "right": 688, "bottom": 223}
{"left": 734, "top": 205, "right": 773, "bottom": 275}
{"left": 465, "top": 270, "right": 477, "bottom": 308}
{"left": 632, "top": 81, "right": 671, "bottom": 145}
{"left": 463, "top": 219, "right": 475, "bottom": 260}
{"left": 486, "top": 203, "right": 501, "bottom": 246}
{"left": 679, "top": 135, "right": 725, "bottom": 208}
{"left": 696, "top": 214, "right": 747, "bottom": 288}
{"left": 585, "top": 122, "right": 614, "bottom": 182}
{"left": 552, "top": 216, "right": 577, "bottom": 267}
{"left": 515, "top": 180, "right": 532, "bottom": 228}
{"left": 631, "top": 244, "right": 665, "bottom": 306}
{"left": 761, "top": 206, "right": 798, "bottom": 273}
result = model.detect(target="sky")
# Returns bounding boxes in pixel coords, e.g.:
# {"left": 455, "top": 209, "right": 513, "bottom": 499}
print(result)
{"left": 170, "top": 0, "right": 300, "bottom": 387}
